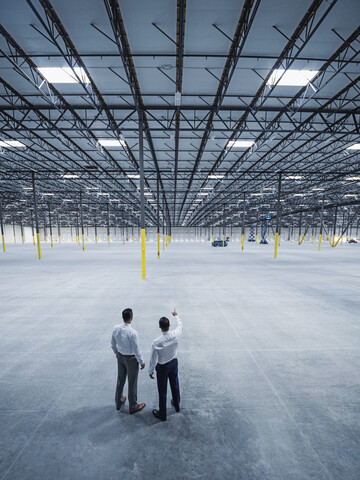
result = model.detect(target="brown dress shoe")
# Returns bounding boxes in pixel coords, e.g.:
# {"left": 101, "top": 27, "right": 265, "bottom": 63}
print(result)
{"left": 116, "top": 396, "right": 126, "bottom": 411}
{"left": 130, "top": 402, "right": 146, "bottom": 414}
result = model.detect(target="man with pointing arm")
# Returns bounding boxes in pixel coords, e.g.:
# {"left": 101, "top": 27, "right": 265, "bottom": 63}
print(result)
{"left": 149, "top": 309, "right": 183, "bottom": 421}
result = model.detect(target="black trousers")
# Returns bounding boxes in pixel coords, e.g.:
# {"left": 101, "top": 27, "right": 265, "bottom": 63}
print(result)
{"left": 156, "top": 358, "right": 180, "bottom": 419}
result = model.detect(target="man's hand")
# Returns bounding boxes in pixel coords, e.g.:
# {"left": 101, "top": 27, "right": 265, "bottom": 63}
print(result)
{"left": 140, "top": 363, "right": 145, "bottom": 370}
{"left": 149, "top": 373, "right": 154, "bottom": 379}
{"left": 172, "top": 308, "right": 178, "bottom": 317}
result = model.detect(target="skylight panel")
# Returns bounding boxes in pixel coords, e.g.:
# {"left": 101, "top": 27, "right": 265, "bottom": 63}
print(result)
{"left": 227, "top": 140, "right": 255, "bottom": 148}
{"left": 267, "top": 69, "right": 318, "bottom": 87}
{"left": 98, "top": 139, "right": 126, "bottom": 147}
{"left": 346, "top": 144, "right": 360, "bottom": 150}
{"left": 38, "top": 67, "right": 90, "bottom": 84}
{"left": 0, "top": 140, "right": 25, "bottom": 148}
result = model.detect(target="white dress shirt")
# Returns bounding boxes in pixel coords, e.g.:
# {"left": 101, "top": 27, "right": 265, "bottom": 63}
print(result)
{"left": 111, "top": 323, "right": 144, "bottom": 365}
{"left": 149, "top": 316, "right": 183, "bottom": 374}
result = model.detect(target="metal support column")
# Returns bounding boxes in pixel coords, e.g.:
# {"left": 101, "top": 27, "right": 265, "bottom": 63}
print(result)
{"left": 13, "top": 221, "right": 16, "bottom": 244}
{"left": 318, "top": 197, "right": 324, "bottom": 251}
{"left": 0, "top": 201, "right": 5, "bottom": 252}
{"left": 57, "top": 214, "right": 61, "bottom": 244}
{"left": 222, "top": 205, "right": 225, "bottom": 247}
{"left": 298, "top": 211, "right": 303, "bottom": 244}
{"left": 20, "top": 219, "right": 24, "bottom": 244}
{"left": 139, "top": 109, "right": 146, "bottom": 279}
{"left": 332, "top": 205, "right": 338, "bottom": 246}
{"left": 107, "top": 203, "right": 110, "bottom": 247}
{"left": 31, "top": 172, "right": 41, "bottom": 259}
{"left": 241, "top": 193, "right": 246, "bottom": 251}
{"left": 80, "top": 192, "right": 85, "bottom": 251}
{"left": 157, "top": 174, "right": 160, "bottom": 259}
{"left": 274, "top": 173, "right": 282, "bottom": 259}
{"left": 47, "top": 204, "right": 53, "bottom": 248}
{"left": 162, "top": 196, "right": 165, "bottom": 251}
{"left": 30, "top": 210, "right": 35, "bottom": 246}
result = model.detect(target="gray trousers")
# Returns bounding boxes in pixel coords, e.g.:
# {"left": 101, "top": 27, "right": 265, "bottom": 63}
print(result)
{"left": 115, "top": 353, "right": 139, "bottom": 412}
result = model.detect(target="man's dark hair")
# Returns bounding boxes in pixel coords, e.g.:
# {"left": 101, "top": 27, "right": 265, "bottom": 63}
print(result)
{"left": 159, "top": 317, "right": 170, "bottom": 331}
{"left": 122, "top": 308, "right": 133, "bottom": 322}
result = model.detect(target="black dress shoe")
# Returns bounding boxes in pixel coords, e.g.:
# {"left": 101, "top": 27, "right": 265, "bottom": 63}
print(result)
{"left": 152, "top": 409, "right": 166, "bottom": 421}
{"left": 116, "top": 396, "right": 126, "bottom": 410}
{"left": 171, "top": 399, "right": 180, "bottom": 412}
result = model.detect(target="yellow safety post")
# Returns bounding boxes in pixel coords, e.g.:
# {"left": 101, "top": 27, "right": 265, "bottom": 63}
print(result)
{"left": 107, "top": 234, "right": 110, "bottom": 248}
{"left": 82, "top": 233, "right": 85, "bottom": 252}
{"left": 274, "top": 232, "right": 279, "bottom": 259}
{"left": 50, "top": 235, "right": 53, "bottom": 248}
{"left": 222, "top": 234, "right": 225, "bottom": 247}
{"left": 31, "top": 173, "right": 42, "bottom": 260}
{"left": 58, "top": 236, "right": 61, "bottom": 245}
{"left": 157, "top": 232, "right": 160, "bottom": 259}
{"left": 1, "top": 234, "right": 5, "bottom": 252}
{"left": 241, "top": 233, "right": 245, "bottom": 251}
{"left": 45, "top": 235, "right": 47, "bottom": 243}
{"left": 32, "top": 235, "right": 35, "bottom": 246}
{"left": 122, "top": 234, "right": 125, "bottom": 245}
{"left": 36, "top": 232, "right": 41, "bottom": 260}
{"left": 95, "top": 235, "right": 97, "bottom": 244}
{"left": 318, "top": 233, "right": 322, "bottom": 251}
{"left": 278, "top": 235, "right": 281, "bottom": 246}
{"left": 163, "top": 233, "right": 165, "bottom": 251}
{"left": 255, "top": 234, "right": 258, "bottom": 244}
{"left": 141, "top": 228, "right": 146, "bottom": 279}
{"left": 22, "top": 235, "right": 24, "bottom": 244}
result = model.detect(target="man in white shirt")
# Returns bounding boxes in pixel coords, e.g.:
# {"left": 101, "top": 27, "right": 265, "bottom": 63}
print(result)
{"left": 111, "top": 308, "right": 146, "bottom": 414}
{"left": 149, "top": 309, "right": 183, "bottom": 421}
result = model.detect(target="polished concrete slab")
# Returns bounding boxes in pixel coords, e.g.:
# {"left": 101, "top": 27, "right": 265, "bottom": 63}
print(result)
{"left": 0, "top": 239, "right": 359, "bottom": 480}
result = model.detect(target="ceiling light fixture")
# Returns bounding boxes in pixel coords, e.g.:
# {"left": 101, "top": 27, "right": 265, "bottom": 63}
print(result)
{"left": 62, "top": 174, "right": 79, "bottom": 179}
{"left": 346, "top": 144, "right": 360, "bottom": 150}
{"left": 208, "top": 174, "right": 224, "bottom": 179}
{"left": 285, "top": 175, "right": 303, "bottom": 180}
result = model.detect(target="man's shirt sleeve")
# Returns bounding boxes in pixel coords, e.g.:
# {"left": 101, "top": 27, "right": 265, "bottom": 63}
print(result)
{"left": 148, "top": 342, "right": 158, "bottom": 375}
{"left": 131, "top": 331, "right": 144, "bottom": 365}
{"left": 111, "top": 331, "right": 118, "bottom": 354}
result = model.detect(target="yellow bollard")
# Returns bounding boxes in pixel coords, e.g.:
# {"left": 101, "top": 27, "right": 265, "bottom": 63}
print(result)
{"left": 95, "top": 235, "right": 97, "bottom": 244}
{"left": 157, "top": 232, "right": 160, "bottom": 259}
{"left": 36, "top": 232, "right": 41, "bottom": 259}
{"left": 32, "top": 235, "right": 35, "bottom": 246}
{"left": 163, "top": 233, "right": 165, "bottom": 251}
{"left": 22, "top": 236, "right": 24, "bottom": 244}
{"left": 255, "top": 234, "right": 258, "bottom": 244}
{"left": 123, "top": 235, "right": 125, "bottom": 245}
{"left": 59, "top": 236, "right": 61, "bottom": 245}
{"left": 50, "top": 235, "right": 53, "bottom": 248}
{"left": 2, "top": 234, "right": 5, "bottom": 252}
{"left": 141, "top": 228, "right": 146, "bottom": 279}
{"left": 14, "top": 235, "right": 16, "bottom": 244}
{"left": 82, "top": 234, "right": 85, "bottom": 252}
{"left": 241, "top": 233, "right": 244, "bottom": 251}
{"left": 107, "top": 234, "right": 110, "bottom": 248}
{"left": 274, "top": 232, "right": 278, "bottom": 259}
{"left": 222, "top": 234, "right": 225, "bottom": 247}
{"left": 278, "top": 235, "right": 281, "bottom": 247}
{"left": 44, "top": 236, "right": 47, "bottom": 243}
{"left": 318, "top": 233, "right": 322, "bottom": 251}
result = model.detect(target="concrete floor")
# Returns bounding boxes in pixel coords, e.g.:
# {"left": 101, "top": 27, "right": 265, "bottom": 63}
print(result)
{"left": 0, "top": 239, "right": 359, "bottom": 480}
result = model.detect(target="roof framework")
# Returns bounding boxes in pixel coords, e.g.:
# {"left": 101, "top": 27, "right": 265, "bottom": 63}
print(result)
{"left": 0, "top": 0, "right": 359, "bottom": 229}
